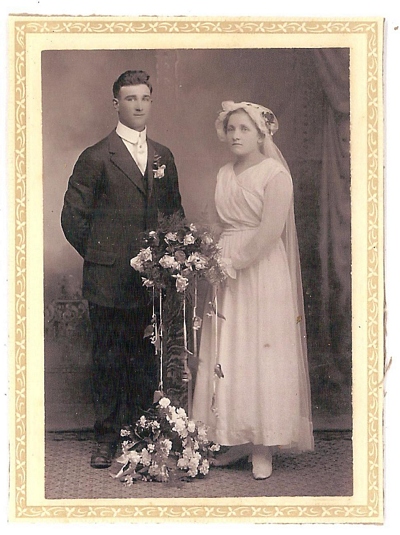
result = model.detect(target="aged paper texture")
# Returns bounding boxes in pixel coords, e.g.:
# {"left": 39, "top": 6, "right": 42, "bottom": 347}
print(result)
{"left": 8, "top": 15, "right": 384, "bottom": 523}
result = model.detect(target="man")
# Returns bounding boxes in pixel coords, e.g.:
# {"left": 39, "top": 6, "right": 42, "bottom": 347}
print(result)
{"left": 61, "top": 70, "right": 184, "bottom": 468}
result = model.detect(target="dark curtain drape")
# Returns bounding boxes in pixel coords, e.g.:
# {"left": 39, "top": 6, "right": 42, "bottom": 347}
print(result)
{"left": 313, "top": 49, "right": 352, "bottom": 411}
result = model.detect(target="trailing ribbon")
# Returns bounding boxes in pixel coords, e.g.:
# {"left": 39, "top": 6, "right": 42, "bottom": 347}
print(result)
{"left": 211, "top": 287, "right": 223, "bottom": 417}
{"left": 158, "top": 289, "right": 164, "bottom": 394}
{"left": 151, "top": 287, "right": 163, "bottom": 404}
{"left": 182, "top": 289, "right": 194, "bottom": 417}
{"left": 192, "top": 276, "right": 198, "bottom": 358}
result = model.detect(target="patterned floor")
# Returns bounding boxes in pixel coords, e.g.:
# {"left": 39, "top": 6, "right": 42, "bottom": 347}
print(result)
{"left": 45, "top": 430, "right": 353, "bottom": 499}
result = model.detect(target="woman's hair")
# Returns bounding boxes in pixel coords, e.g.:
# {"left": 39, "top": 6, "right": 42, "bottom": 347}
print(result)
{"left": 222, "top": 108, "right": 265, "bottom": 140}
{"left": 112, "top": 70, "right": 152, "bottom": 98}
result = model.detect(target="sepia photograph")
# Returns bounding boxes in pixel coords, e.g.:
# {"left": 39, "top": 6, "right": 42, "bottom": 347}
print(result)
{"left": 7, "top": 11, "right": 387, "bottom": 524}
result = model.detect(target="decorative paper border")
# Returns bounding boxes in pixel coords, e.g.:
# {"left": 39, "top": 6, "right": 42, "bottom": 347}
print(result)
{"left": 10, "top": 17, "right": 383, "bottom": 522}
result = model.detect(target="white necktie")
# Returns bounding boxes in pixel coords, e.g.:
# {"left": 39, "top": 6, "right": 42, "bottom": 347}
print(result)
{"left": 136, "top": 132, "right": 147, "bottom": 175}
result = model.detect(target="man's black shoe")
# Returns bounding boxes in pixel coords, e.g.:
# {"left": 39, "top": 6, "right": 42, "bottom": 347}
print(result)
{"left": 90, "top": 442, "right": 116, "bottom": 469}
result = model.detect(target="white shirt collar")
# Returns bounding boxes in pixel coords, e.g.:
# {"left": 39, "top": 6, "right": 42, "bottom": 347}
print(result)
{"left": 116, "top": 121, "right": 147, "bottom": 145}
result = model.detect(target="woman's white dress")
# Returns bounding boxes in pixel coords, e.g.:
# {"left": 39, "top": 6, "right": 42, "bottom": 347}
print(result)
{"left": 192, "top": 158, "right": 314, "bottom": 451}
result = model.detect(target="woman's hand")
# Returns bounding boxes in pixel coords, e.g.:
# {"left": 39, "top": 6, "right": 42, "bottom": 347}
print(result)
{"left": 220, "top": 257, "right": 237, "bottom": 279}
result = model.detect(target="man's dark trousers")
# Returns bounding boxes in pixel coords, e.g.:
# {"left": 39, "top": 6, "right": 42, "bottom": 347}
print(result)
{"left": 89, "top": 302, "right": 157, "bottom": 445}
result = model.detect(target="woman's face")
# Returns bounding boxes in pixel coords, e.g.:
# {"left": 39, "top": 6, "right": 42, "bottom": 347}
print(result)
{"left": 226, "top": 110, "right": 262, "bottom": 157}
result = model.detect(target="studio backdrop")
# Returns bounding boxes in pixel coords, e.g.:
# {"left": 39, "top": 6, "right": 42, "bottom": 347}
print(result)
{"left": 42, "top": 48, "right": 351, "bottom": 431}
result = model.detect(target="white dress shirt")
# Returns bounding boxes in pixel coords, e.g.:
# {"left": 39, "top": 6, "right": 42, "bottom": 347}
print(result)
{"left": 116, "top": 121, "right": 148, "bottom": 175}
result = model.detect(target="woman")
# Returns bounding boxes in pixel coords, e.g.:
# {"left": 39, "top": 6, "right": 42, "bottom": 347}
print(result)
{"left": 192, "top": 101, "right": 314, "bottom": 480}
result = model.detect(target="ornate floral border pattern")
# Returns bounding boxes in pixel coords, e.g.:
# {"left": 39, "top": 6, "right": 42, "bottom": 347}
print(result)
{"left": 11, "top": 17, "right": 383, "bottom": 522}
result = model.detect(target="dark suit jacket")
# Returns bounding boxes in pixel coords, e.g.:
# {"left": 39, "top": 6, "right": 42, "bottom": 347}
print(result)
{"left": 61, "top": 129, "right": 184, "bottom": 308}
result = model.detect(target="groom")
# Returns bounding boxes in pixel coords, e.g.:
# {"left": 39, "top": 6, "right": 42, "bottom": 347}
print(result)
{"left": 61, "top": 70, "right": 185, "bottom": 468}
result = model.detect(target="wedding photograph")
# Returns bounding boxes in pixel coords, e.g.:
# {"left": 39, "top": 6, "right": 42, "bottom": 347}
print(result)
{"left": 43, "top": 46, "right": 351, "bottom": 497}
{"left": 7, "top": 14, "right": 385, "bottom": 524}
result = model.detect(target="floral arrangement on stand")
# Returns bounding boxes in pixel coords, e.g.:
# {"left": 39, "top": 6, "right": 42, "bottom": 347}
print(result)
{"left": 113, "top": 213, "right": 227, "bottom": 484}
{"left": 112, "top": 396, "right": 220, "bottom": 485}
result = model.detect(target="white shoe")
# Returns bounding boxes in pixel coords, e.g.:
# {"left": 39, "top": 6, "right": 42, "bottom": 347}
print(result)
{"left": 251, "top": 445, "right": 272, "bottom": 479}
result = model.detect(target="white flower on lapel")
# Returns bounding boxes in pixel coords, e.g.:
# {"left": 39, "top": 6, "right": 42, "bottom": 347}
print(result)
{"left": 153, "top": 154, "right": 166, "bottom": 179}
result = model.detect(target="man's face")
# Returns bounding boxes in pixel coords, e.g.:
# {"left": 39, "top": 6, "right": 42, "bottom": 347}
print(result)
{"left": 113, "top": 84, "right": 152, "bottom": 131}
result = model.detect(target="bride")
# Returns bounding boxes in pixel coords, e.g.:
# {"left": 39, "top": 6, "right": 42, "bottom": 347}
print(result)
{"left": 192, "top": 101, "right": 314, "bottom": 480}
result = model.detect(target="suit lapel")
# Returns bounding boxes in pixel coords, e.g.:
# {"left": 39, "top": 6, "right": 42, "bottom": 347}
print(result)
{"left": 108, "top": 130, "right": 146, "bottom": 195}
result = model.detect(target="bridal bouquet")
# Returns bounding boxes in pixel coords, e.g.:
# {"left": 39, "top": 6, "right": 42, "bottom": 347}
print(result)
{"left": 126, "top": 213, "right": 226, "bottom": 456}
{"left": 112, "top": 397, "right": 220, "bottom": 485}
{"left": 130, "top": 213, "right": 227, "bottom": 294}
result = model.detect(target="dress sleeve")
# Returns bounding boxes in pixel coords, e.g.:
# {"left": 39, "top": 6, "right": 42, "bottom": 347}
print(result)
{"left": 231, "top": 171, "right": 293, "bottom": 271}
{"left": 199, "top": 172, "right": 225, "bottom": 238}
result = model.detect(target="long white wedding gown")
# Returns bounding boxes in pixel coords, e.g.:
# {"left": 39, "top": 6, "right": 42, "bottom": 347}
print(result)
{"left": 192, "top": 158, "right": 314, "bottom": 452}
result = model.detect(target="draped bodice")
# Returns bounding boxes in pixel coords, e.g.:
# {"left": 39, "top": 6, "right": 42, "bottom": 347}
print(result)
{"left": 215, "top": 158, "right": 289, "bottom": 231}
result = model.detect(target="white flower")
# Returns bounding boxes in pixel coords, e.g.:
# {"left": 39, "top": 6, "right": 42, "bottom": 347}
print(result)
{"left": 189, "top": 223, "right": 197, "bottom": 232}
{"left": 181, "top": 447, "right": 192, "bottom": 460}
{"left": 197, "top": 424, "right": 208, "bottom": 441}
{"left": 149, "top": 230, "right": 157, "bottom": 238}
{"left": 183, "top": 233, "right": 196, "bottom": 245}
{"left": 131, "top": 247, "right": 153, "bottom": 271}
{"left": 166, "top": 407, "right": 177, "bottom": 423}
{"left": 160, "top": 439, "right": 172, "bottom": 453}
{"left": 188, "top": 467, "right": 198, "bottom": 477}
{"left": 202, "top": 233, "right": 214, "bottom": 245}
{"left": 159, "top": 397, "right": 171, "bottom": 408}
{"left": 141, "top": 448, "right": 152, "bottom": 466}
{"left": 176, "top": 407, "right": 187, "bottom": 418}
{"left": 148, "top": 462, "right": 161, "bottom": 478}
{"left": 120, "top": 429, "right": 130, "bottom": 437}
{"left": 187, "top": 454, "right": 201, "bottom": 476}
{"left": 173, "top": 274, "right": 189, "bottom": 293}
{"left": 186, "top": 252, "right": 208, "bottom": 270}
{"left": 177, "top": 457, "right": 189, "bottom": 469}
{"left": 142, "top": 277, "right": 154, "bottom": 287}
{"left": 154, "top": 164, "right": 166, "bottom": 179}
{"left": 192, "top": 316, "right": 202, "bottom": 330}
{"left": 139, "top": 415, "right": 147, "bottom": 427}
{"left": 187, "top": 420, "right": 196, "bottom": 433}
{"left": 123, "top": 475, "right": 135, "bottom": 487}
{"left": 199, "top": 459, "right": 210, "bottom": 475}
{"left": 127, "top": 450, "right": 141, "bottom": 464}
{"left": 165, "top": 232, "right": 178, "bottom": 242}
{"left": 174, "top": 418, "right": 186, "bottom": 432}
{"left": 130, "top": 255, "right": 143, "bottom": 271}
{"left": 141, "top": 247, "right": 152, "bottom": 261}
{"left": 173, "top": 417, "right": 188, "bottom": 438}
{"left": 159, "top": 255, "right": 180, "bottom": 270}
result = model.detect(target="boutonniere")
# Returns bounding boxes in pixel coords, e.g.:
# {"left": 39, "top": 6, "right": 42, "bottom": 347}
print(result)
{"left": 153, "top": 154, "right": 166, "bottom": 179}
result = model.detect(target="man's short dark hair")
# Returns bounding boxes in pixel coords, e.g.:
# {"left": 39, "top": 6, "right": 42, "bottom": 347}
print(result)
{"left": 112, "top": 70, "right": 152, "bottom": 98}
